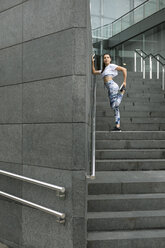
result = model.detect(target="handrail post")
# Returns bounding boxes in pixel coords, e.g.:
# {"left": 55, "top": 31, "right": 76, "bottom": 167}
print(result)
{"left": 162, "top": 66, "right": 165, "bottom": 91}
{"left": 143, "top": 59, "right": 145, "bottom": 79}
{"left": 157, "top": 55, "right": 160, "bottom": 79}
{"left": 134, "top": 51, "right": 136, "bottom": 72}
{"left": 91, "top": 75, "right": 96, "bottom": 179}
{"left": 149, "top": 55, "right": 152, "bottom": 79}
{"left": 141, "top": 52, "right": 143, "bottom": 72}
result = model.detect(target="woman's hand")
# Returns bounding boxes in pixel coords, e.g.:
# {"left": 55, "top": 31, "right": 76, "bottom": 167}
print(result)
{"left": 92, "top": 55, "right": 95, "bottom": 63}
{"left": 123, "top": 81, "right": 126, "bottom": 87}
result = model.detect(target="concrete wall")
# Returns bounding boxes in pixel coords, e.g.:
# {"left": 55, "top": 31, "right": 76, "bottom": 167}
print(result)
{"left": 0, "top": 1, "right": 92, "bottom": 247}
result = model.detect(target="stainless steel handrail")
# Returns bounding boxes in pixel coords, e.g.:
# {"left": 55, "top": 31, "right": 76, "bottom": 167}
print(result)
{"left": 134, "top": 49, "right": 165, "bottom": 90}
{"left": 92, "top": 0, "right": 149, "bottom": 32}
{"left": 86, "top": 61, "right": 97, "bottom": 180}
{"left": 0, "top": 191, "right": 65, "bottom": 223}
{"left": 0, "top": 169, "right": 65, "bottom": 197}
{"left": 91, "top": 74, "right": 96, "bottom": 179}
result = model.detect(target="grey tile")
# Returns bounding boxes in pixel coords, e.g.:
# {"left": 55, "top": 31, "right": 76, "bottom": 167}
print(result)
{"left": 0, "top": 45, "right": 22, "bottom": 86}
{"left": 0, "top": 125, "right": 22, "bottom": 163}
{"left": 72, "top": 171, "right": 86, "bottom": 217}
{"left": 23, "top": 77, "right": 72, "bottom": 123}
{"left": 74, "top": 29, "right": 87, "bottom": 75}
{"left": 0, "top": 0, "right": 22, "bottom": 12}
{"left": 0, "top": 162, "right": 22, "bottom": 196}
{"left": 23, "top": 0, "right": 73, "bottom": 41}
{"left": 23, "top": 123, "right": 88, "bottom": 170}
{"left": 0, "top": 200, "right": 22, "bottom": 246}
{"left": 22, "top": 206, "right": 73, "bottom": 248}
{"left": 72, "top": 123, "right": 88, "bottom": 170}
{"left": 72, "top": 76, "right": 86, "bottom": 123}
{"left": 23, "top": 75, "right": 90, "bottom": 124}
{"left": 23, "top": 124, "right": 73, "bottom": 169}
{"left": 0, "top": 85, "right": 22, "bottom": 123}
{"left": 72, "top": 0, "right": 87, "bottom": 28}
{"left": 0, "top": 162, "right": 22, "bottom": 247}
{"left": 0, "top": 5, "right": 22, "bottom": 49}
{"left": 73, "top": 217, "right": 86, "bottom": 248}
{"left": 23, "top": 30, "right": 74, "bottom": 82}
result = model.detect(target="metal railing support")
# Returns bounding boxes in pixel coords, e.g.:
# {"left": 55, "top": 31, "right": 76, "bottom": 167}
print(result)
{"left": 162, "top": 66, "right": 165, "bottom": 91}
{"left": 149, "top": 55, "right": 152, "bottom": 79}
{"left": 135, "top": 49, "right": 165, "bottom": 90}
{"left": 141, "top": 52, "right": 143, "bottom": 72}
{"left": 91, "top": 75, "right": 96, "bottom": 179}
{"left": 134, "top": 51, "right": 136, "bottom": 72}
{"left": 157, "top": 55, "right": 160, "bottom": 79}
{"left": 143, "top": 59, "right": 145, "bottom": 79}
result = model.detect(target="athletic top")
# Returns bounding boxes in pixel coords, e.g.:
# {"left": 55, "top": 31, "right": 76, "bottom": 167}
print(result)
{"left": 99, "top": 64, "right": 118, "bottom": 78}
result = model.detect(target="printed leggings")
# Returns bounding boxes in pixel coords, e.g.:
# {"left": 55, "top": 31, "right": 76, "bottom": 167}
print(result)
{"left": 105, "top": 80, "right": 123, "bottom": 125}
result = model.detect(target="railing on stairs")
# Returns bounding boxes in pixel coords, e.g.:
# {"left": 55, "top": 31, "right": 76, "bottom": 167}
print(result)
{"left": 0, "top": 169, "right": 66, "bottom": 224}
{"left": 86, "top": 54, "right": 97, "bottom": 180}
{"left": 91, "top": 74, "right": 97, "bottom": 179}
{"left": 92, "top": 0, "right": 165, "bottom": 43}
{"left": 134, "top": 49, "right": 165, "bottom": 90}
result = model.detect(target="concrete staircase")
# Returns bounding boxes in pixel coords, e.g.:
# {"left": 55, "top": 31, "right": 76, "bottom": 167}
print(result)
{"left": 87, "top": 72, "right": 165, "bottom": 248}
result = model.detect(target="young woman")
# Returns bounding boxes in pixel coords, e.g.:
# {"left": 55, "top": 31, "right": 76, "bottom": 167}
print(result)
{"left": 92, "top": 54, "right": 127, "bottom": 131}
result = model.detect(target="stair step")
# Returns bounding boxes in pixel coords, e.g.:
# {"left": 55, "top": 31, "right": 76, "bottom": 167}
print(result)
{"left": 96, "top": 117, "right": 165, "bottom": 124}
{"left": 96, "top": 88, "right": 164, "bottom": 96}
{"left": 96, "top": 131, "right": 165, "bottom": 140}
{"left": 97, "top": 94, "right": 165, "bottom": 101}
{"left": 87, "top": 229, "right": 165, "bottom": 248}
{"left": 96, "top": 140, "right": 165, "bottom": 149}
{"left": 87, "top": 209, "right": 165, "bottom": 231}
{"left": 88, "top": 193, "right": 165, "bottom": 212}
{"left": 96, "top": 123, "right": 165, "bottom": 131}
{"left": 97, "top": 83, "right": 162, "bottom": 89}
{"left": 96, "top": 159, "right": 165, "bottom": 171}
{"left": 97, "top": 110, "right": 165, "bottom": 117}
{"left": 88, "top": 171, "right": 165, "bottom": 194}
{"left": 96, "top": 149, "right": 165, "bottom": 159}
{"left": 96, "top": 103, "right": 165, "bottom": 110}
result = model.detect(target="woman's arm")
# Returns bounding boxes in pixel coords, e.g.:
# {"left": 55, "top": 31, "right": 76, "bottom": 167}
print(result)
{"left": 92, "top": 55, "right": 101, "bottom": 75}
{"left": 116, "top": 66, "right": 127, "bottom": 86}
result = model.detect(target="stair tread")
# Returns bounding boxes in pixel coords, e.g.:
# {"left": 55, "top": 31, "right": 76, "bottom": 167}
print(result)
{"left": 87, "top": 193, "right": 165, "bottom": 200}
{"left": 87, "top": 229, "right": 165, "bottom": 241}
{"left": 96, "top": 159, "right": 165, "bottom": 162}
{"left": 88, "top": 171, "right": 165, "bottom": 183}
{"left": 96, "top": 149, "right": 165, "bottom": 151}
{"left": 96, "top": 131, "right": 165, "bottom": 133}
{"left": 87, "top": 209, "right": 165, "bottom": 219}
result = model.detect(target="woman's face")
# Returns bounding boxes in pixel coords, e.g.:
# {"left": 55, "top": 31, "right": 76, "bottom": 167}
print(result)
{"left": 104, "top": 54, "right": 111, "bottom": 65}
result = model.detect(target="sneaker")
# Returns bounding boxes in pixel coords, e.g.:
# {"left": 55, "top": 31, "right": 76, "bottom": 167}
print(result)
{"left": 119, "top": 83, "right": 126, "bottom": 92}
{"left": 112, "top": 126, "right": 121, "bottom": 132}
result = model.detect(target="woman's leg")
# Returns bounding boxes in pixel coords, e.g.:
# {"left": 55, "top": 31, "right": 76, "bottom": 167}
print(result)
{"left": 114, "top": 106, "right": 120, "bottom": 127}
{"left": 111, "top": 93, "right": 123, "bottom": 128}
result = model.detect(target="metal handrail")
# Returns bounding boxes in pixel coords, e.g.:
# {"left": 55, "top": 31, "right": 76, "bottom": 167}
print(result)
{"left": 91, "top": 74, "right": 96, "bottom": 179}
{"left": 0, "top": 169, "right": 65, "bottom": 197}
{"left": 86, "top": 60, "right": 97, "bottom": 180}
{"left": 92, "top": 0, "right": 149, "bottom": 32}
{"left": 134, "top": 49, "right": 165, "bottom": 90}
{"left": 135, "top": 49, "right": 165, "bottom": 65}
{"left": 0, "top": 191, "right": 65, "bottom": 223}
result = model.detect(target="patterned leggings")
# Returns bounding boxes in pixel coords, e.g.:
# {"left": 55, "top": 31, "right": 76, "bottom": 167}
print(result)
{"left": 105, "top": 80, "right": 123, "bottom": 125}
